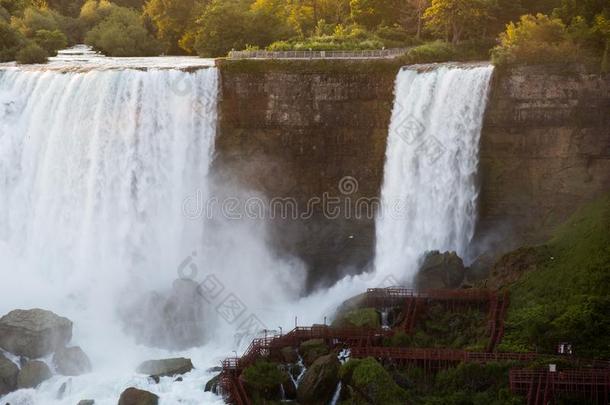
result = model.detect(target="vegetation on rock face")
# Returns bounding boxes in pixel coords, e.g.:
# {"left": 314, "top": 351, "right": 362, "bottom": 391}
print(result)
{"left": 332, "top": 307, "right": 380, "bottom": 329}
{"left": 500, "top": 193, "right": 610, "bottom": 357}
{"left": 299, "top": 338, "right": 330, "bottom": 366}
{"left": 15, "top": 41, "right": 47, "bottom": 64}
{"left": 242, "top": 360, "right": 287, "bottom": 402}
{"left": 340, "top": 357, "right": 410, "bottom": 404}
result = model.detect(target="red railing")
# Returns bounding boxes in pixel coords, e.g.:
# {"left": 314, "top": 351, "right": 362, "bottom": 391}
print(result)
{"left": 510, "top": 369, "right": 610, "bottom": 404}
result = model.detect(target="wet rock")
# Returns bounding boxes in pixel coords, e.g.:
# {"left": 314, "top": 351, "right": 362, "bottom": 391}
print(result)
{"left": 53, "top": 346, "right": 92, "bottom": 376}
{"left": 0, "top": 309, "right": 72, "bottom": 358}
{"left": 136, "top": 358, "right": 193, "bottom": 379}
{"left": 0, "top": 353, "right": 18, "bottom": 395}
{"left": 17, "top": 360, "right": 52, "bottom": 389}
{"left": 465, "top": 253, "right": 496, "bottom": 284}
{"left": 280, "top": 346, "right": 298, "bottom": 363}
{"left": 77, "top": 401, "right": 95, "bottom": 405}
{"left": 282, "top": 372, "right": 297, "bottom": 400}
{"left": 206, "top": 366, "right": 222, "bottom": 373}
{"left": 415, "top": 251, "right": 466, "bottom": 291}
{"left": 204, "top": 374, "right": 219, "bottom": 393}
{"left": 297, "top": 354, "right": 340, "bottom": 405}
{"left": 299, "top": 339, "right": 329, "bottom": 367}
{"left": 118, "top": 387, "right": 158, "bottom": 405}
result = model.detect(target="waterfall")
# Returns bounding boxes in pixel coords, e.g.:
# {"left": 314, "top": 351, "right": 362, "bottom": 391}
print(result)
{"left": 374, "top": 64, "right": 494, "bottom": 282}
{"left": 0, "top": 67, "right": 218, "bottom": 302}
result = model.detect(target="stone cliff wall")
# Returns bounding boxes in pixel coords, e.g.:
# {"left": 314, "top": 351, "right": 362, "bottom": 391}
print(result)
{"left": 215, "top": 60, "right": 610, "bottom": 287}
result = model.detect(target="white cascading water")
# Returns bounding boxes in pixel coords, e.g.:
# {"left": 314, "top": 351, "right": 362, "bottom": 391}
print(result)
{"left": 0, "top": 61, "right": 229, "bottom": 404}
{"left": 374, "top": 64, "right": 494, "bottom": 282}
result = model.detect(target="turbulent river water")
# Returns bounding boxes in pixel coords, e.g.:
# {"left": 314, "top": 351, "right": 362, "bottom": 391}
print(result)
{"left": 0, "top": 48, "right": 493, "bottom": 404}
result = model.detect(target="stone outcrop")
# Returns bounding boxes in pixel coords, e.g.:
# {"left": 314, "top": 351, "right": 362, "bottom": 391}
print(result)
{"left": 414, "top": 251, "right": 466, "bottom": 291}
{"left": 53, "top": 346, "right": 92, "bottom": 376}
{"left": 136, "top": 358, "right": 193, "bottom": 379}
{"left": 0, "top": 353, "right": 18, "bottom": 395}
{"left": 296, "top": 354, "right": 340, "bottom": 404}
{"left": 17, "top": 360, "right": 52, "bottom": 389}
{"left": 0, "top": 309, "right": 72, "bottom": 358}
{"left": 118, "top": 387, "right": 158, "bottom": 405}
{"left": 299, "top": 338, "right": 329, "bottom": 367}
{"left": 217, "top": 61, "right": 610, "bottom": 285}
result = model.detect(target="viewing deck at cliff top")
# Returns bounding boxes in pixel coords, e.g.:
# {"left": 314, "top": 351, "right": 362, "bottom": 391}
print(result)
{"left": 228, "top": 48, "right": 407, "bottom": 60}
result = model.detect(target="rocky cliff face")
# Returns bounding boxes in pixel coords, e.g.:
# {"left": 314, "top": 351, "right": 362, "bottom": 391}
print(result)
{"left": 478, "top": 65, "right": 610, "bottom": 251}
{"left": 215, "top": 60, "right": 610, "bottom": 287}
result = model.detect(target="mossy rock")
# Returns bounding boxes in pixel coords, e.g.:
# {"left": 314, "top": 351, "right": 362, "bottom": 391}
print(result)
{"left": 299, "top": 338, "right": 329, "bottom": 367}
{"left": 297, "top": 354, "right": 340, "bottom": 405}
{"left": 331, "top": 308, "right": 380, "bottom": 329}
{"left": 242, "top": 360, "right": 287, "bottom": 402}
{"left": 339, "top": 357, "right": 410, "bottom": 404}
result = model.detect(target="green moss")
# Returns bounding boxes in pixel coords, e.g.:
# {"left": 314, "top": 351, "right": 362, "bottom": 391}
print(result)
{"left": 299, "top": 338, "right": 329, "bottom": 366}
{"left": 242, "top": 360, "right": 287, "bottom": 402}
{"left": 501, "top": 193, "right": 610, "bottom": 357}
{"left": 217, "top": 58, "right": 403, "bottom": 75}
{"left": 332, "top": 308, "right": 380, "bottom": 329}
{"left": 340, "top": 357, "right": 410, "bottom": 404}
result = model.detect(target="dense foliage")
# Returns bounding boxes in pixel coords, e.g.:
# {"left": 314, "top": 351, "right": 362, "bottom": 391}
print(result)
{"left": 0, "top": 0, "right": 608, "bottom": 65}
{"left": 500, "top": 193, "right": 610, "bottom": 358}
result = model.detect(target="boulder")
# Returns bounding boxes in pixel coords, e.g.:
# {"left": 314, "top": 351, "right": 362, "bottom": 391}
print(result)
{"left": 53, "top": 346, "right": 92, "bottom": 376}
{"left": 331, "top": 308, "right": 380, "bottom": 329}
{"left": 118, "top": 387, "right": 158, "bottom": 405}
{"left": 136, "top": 358, "right": 193, "bottom": 378}
{"left": 299, "top": 339, "right": 329, "bottom": 367}
{"left": 0, "top": 353, "right": 18, "bottom": 395}
{"left": 414, "top": 251, "right": 466, "bottom": 291}
{"left": 282, "top": 372, "right": 297, "bottom": 400}
{"left": 297, "top": 354, "right": 340, "bottom": 405}
{"left": 0, "top": 309, "right": 72, "bottom": 358}
{"left": 204, "top": 374, "right": 219, "bottom": 393}
{"left": 17, "top": 360, "right": 52, "bottom": 389}
{"left": 280, "top": 346, "right": 298, "bottom": 363}
{"left": 78, "top": 401, "right": 95, "bottom": 405}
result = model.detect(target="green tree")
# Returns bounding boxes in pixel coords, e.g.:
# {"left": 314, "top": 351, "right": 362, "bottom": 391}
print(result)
{"left": 350, "top": 0, "right": 403, "bottom": 29}
{"left": 191, "top": 0, "right": 250, "bottom": 57}
{"left": 491, "top": 13, "right": 579, "bottom": 65}
{"left": 0, "top": 19, "right": 25, "bottom": 61}
{"left": 16, "top": 40, "right": 47, "bottom": 63}
{"left": 424, "top": 0, "right": 493, "bottom": 44}
{"left": 593, "top": 14, "right": 610, "bottom": 72}
{"left": 33, "top": 28, "right": 67, "bottom": 55}
{"left": 85, "top": 6, "right": 161, "bottom": 56}
{"left": 143, "top": 0, "right": 203, "bottom": 54}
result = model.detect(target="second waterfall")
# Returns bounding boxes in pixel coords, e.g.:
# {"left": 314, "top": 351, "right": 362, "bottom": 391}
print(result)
{"left": 374, "top": 64, "right": 495, "bottom": 282}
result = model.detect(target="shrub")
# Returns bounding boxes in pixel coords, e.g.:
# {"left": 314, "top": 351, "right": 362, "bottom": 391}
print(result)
{"left": 403, "top": 40, "right": 456, "bottom": 63}
{"left": 33, "top": 29, "right": 67, "bottom": 56}
{"left": 340, "top": 357, "right": 411, "bottom": 404}
{"left": 242, "top": 360, "right": 286, "bottom": 400}
{"left": 85, "top": 6, "right": 161, "bottom": 56}
{"left": 16, "top": 41, "right": 48, "bottom": 64}
{"left": 492, "top": 13, "right": 581, "bottom": 66}
{"left": 0, "top": 20, "right": 25, "bottom": 62}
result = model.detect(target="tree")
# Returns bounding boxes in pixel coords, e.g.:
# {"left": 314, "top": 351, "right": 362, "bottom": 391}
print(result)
{"left": 491, "top": 13, "right": 579, "bottom": 65}
{"left": 143, "top": 0, "right": 204, "bottom": 54}
{"left": 33, "top": 28, "right": 67, "bottom": 55}
{"left": 191, "top": 0, "right": 250, "bottom": 57}
{"left": 593, "top": 14, "right": 610, "bottom": 72}
{"left": 424, "top": 0, "right": 492, "bottom": 44}
{"left": 0, "top": 20, "right": 25, "bottom": 61}
{"left": 405, "top": 0, "right": 431, "bottom": 38}
{"left": 85, "top": 6, "right": 161, "bottom": 56}
{"left": 16, "top": 40, "right": 47, "bottom": 63}
{"left": 350, "top": 0, "right": 403, "bottom": 30}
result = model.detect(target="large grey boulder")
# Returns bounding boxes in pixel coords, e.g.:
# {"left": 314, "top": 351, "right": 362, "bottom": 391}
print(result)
{"left": 118, "top": 387, "right": 158, "bottom": 405}
{"left": 0, "top": 353, "right": 18, "bottom": 395}
{"left": 0, "top": 309, "right": 72, "bottom": 358}
{"left": 136, "top": 358, "right": 193, "bottom": 379}
{"left": 77, "top": 401, "right": 95, "bottom": 405}
{"left": 297, "top": 354, "right": 340, "bottom": 405}
{"left": 53, "top": 346, "right": 92, "bottom": 376}
{"left": 415, "top": 251, "right": 466, "bottom": 291}
{"left": 17, "top": 360, "right": 52, "bottom": 389}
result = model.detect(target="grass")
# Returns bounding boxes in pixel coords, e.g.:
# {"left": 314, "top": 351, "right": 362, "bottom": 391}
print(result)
{"left": 500, "top": 193, "right": 610, "bottom": 357}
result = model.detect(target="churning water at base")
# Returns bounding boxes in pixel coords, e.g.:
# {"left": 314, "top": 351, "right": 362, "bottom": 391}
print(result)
{"left": 374, "top": 64, "right": 494, "bottom": 282}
